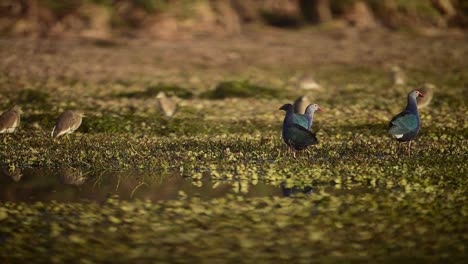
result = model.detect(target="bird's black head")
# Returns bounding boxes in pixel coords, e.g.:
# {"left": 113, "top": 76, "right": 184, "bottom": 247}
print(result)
{"left": 279, "top": 103, "right": 293, "bottom": 111}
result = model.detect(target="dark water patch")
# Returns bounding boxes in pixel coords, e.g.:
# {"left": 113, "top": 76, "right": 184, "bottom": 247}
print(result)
{"left": 0, "top": 166, "right": 382, "bottom": 203}
{"left": 280, "top": 183, "right": 314, "bottom": 197}
{"left": 0, "top": 167, "right": 283, "bottom": 203}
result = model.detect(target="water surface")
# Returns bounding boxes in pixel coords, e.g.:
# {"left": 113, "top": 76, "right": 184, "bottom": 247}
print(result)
{"left": 0, "top": 167, "right": 288, "bottom": 202}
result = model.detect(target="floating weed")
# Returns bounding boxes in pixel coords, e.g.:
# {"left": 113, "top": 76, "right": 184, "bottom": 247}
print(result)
{"left": 0, "top": 191, "right": 466, "bottom": 262}
{"left": 0, "top": 129, "right": 465, "bottom": 192}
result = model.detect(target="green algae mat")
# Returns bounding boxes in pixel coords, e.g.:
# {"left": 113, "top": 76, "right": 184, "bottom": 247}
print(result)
{"left": 1, "top": 192, "right": 466, "bottom": 263}
{"left": 0, "top": 32, "right": 467, "bottom": 262}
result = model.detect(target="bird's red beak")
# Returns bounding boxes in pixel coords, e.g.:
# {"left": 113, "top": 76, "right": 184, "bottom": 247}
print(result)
{"left": 317, "top": 106, "right": 323, "bottom": 112}
{"left": 416, "top": 90, "right": 424, "bottom": 97}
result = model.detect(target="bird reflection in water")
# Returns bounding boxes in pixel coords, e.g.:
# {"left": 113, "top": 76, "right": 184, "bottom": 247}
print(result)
{"left": 1, "top": 166, "right": 23, "bottom": 182}
{"left": 60, "top": 167, "right": 88, "bottom": 186}
{"left": 281, "top": 182, "right": 314, "bottom": 197}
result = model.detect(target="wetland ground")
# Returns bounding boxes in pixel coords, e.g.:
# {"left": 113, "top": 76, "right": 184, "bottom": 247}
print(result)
{"left": 0, "top": 27, "right": 467, "bottom": 262}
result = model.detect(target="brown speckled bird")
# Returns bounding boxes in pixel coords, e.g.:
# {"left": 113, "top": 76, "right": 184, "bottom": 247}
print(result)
{"left": 60, "top": 167, "right": 87, "bottom": 186}
{"left": 417, "top": 83, "right": 435, "bottom": 109}
{"left": 297, "top": 73, "right": 321, "bottom": 90}
{"left": 51, "top": 110, "right": 84, "bottom": 138}
{"left": 156, "top": 91, "right": 177, "bottom": 117}
{"left": 0, "top": 105, "right": 21, "bottom": 134}
{"left": 391, "top": 66, "right": 405, "bottom": 86}
{"left": 1, "top": 167, "right": 23, "bottom": 182}
{"left": 293, "top": 95, "right": 310, "bottom": 115}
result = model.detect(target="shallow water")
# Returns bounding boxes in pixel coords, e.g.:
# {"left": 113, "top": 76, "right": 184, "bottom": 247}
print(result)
{"left": 0, "top": 167, "right": 302, "bottom": 202}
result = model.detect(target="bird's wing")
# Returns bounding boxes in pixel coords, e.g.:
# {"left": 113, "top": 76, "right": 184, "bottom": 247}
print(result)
{"left": 388, "top": 112, "right": 418, "bottom": 135}
{"left": 69, "top": 115, "right": 83, "bottom": 131}
{"left": 52, "top": 112, "right": 71, "bottom": 137}
{"left": 286, "top": 124, "right": 318, "bottom": 150}
{"left": 293, "top": 114, "right": 309, "bottom": 129}
{"left": 0, "top": 112, "right": 18, "bottom": 131}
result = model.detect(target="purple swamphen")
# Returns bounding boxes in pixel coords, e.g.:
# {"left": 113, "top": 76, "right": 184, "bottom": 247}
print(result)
{"left": 279, "top": 103, "right": 318, "bottom": 158}
{"left": 388, "top": 90, "right": 424, "bottom": 156}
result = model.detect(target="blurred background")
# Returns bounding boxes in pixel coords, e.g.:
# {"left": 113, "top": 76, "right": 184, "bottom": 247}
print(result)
{"left": 1, "top": 0, "right": 467, "bottom": 39}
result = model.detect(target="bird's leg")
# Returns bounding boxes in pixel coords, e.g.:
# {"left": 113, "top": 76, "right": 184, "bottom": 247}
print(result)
{"left": 396, "top": 142, "right": 401, "bottom": 155}
{"left": 292, "top": 151, "right": 297, "bottom": 159}
{"left": 407, "top": 141, "right": 412, "bottom": 156}
{"left": 283, "top": 145, "right": 289, "bottom": 156}
{"left": 285, "top": 144, "right": 294, "bottom": 157}
{"left": 281, "top": 145, "right": 289, "bottom": 158}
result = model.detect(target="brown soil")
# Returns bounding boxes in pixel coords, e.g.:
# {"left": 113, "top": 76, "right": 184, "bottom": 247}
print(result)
{"left": 1, "top": 28, "right": 466, "bottom": 87}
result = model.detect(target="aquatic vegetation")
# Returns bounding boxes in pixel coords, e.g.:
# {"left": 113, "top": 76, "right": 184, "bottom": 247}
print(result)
{"left": 203, "top": 80, "right": 290, "bottom": 99}
{"left": 15, "top": 89, "right": 51, "bottom": 108}
{"left": 0, "top": 191, "right": 466, "bottom": 262}
{"left": 0, "top": 32, "right": 467, "bottom": 262}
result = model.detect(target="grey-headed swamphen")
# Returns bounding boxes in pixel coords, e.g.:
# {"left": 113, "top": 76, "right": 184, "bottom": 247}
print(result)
{"left": 388, "top": 90, "right": 424, "bottom": 156}
{"left": 279, "top": 103, "right": 318, "bottom": 158}
{"left": 293, "top": 104, "right": 322, "bottom": 130}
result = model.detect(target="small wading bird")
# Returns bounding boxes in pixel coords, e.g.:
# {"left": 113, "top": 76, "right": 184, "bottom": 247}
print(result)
{"left": 293, "top": 95, "right": 310, "bottom": 115}
{"left": 156, "top": 91, "right": 177, "bottom": 117}
{"left": 51, "top": 110, "right": 85, "bottom": 138}
{"left": 60, "top": 167, "right": 87, "bottom": 186}
{"left": 297, "top": 73, "right": 321, "bottom": 90}
{"left": 1, "top": 167, "right": 23, "bottom": 182}
{"left": 293, "top": 103, "right": 322, "bottom": 130}
{"left": 388, "top": 90, "right": 424, "bottom": 156}
{"left": 279, "top": 103, "right": 318, "bottom": 158}
{"left": 417, "top": 83, "right": 435, "bottom": 109}
{"left": 0, "top": 105, "right": 21, "bottom": 134}
{"left": 391, "top": 66, "right": 405, "bottom": 86}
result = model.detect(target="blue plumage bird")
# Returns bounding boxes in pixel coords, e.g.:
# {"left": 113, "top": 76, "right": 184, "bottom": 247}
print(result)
{"left": 388, "top": 90, "right": 424, "bottom": 156}
{"left": 279, "top": 104, "right": 318, "bottom": 158}
{"left": 293, "top": 103, "right": 322, "bottom": 130}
